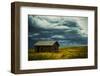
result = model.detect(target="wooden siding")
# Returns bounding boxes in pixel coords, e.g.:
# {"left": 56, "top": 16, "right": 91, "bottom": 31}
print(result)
{"left": 34, "top": 42, "right": 59, "bottom": 52}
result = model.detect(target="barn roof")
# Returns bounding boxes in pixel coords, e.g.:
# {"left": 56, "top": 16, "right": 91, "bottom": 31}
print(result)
{"left": 34, "top": 40, "right": 59, "bottom": 46}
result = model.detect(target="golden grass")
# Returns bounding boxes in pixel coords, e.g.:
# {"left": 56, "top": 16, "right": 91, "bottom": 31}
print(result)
{"left": 28, "top": 46, "right": 88, "bottom": 60}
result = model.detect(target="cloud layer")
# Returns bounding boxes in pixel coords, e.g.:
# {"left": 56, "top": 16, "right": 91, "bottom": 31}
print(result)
{"left": 28, "top": 15, "right": 88, "bottom": 48}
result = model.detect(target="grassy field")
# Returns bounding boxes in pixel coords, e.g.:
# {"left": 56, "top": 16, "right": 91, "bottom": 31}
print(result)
{"left": 28, "top": 46, "right": 88, "bottom": 61}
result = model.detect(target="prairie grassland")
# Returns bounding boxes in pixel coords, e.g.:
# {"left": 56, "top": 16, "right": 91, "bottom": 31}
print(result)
{"left": 28, "top": 46, "right": 88, "bottom": 61}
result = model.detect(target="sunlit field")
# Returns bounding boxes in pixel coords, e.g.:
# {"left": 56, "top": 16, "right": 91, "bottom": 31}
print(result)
{"left": 28, "top": 46, "right": 88, "bottom": 61}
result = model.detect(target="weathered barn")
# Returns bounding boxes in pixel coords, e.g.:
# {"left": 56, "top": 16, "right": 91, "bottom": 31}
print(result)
{"left": 34, "top": 41, "right": 59, "bottom": 52}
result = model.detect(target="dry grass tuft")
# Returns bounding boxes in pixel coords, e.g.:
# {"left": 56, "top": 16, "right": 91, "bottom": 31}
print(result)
{"left": 28, "top": 46, "right": 88, "bottom": 61}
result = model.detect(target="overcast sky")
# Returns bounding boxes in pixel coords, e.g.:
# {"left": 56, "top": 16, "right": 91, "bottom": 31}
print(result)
{"left": 28, "top": 15, "right": 88, "bottom": 48}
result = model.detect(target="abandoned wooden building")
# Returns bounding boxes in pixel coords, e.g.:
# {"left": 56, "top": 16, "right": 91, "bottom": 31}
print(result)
{"left": 34, "top": 41, "right": 59, "bottom": 52}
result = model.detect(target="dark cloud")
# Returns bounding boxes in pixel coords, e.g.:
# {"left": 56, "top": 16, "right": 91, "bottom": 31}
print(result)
{"left": 28, "top": 15, "right": 88, "bottom": 48}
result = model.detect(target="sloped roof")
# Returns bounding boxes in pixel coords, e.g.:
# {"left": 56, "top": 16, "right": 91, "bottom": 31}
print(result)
{"left": 34, "top": 40, "right": 59, "bottom": 46}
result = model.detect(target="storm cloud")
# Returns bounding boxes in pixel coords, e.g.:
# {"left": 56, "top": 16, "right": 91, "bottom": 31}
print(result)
{"left": 28, "top": 15, "right": 88, "bottom": 48}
